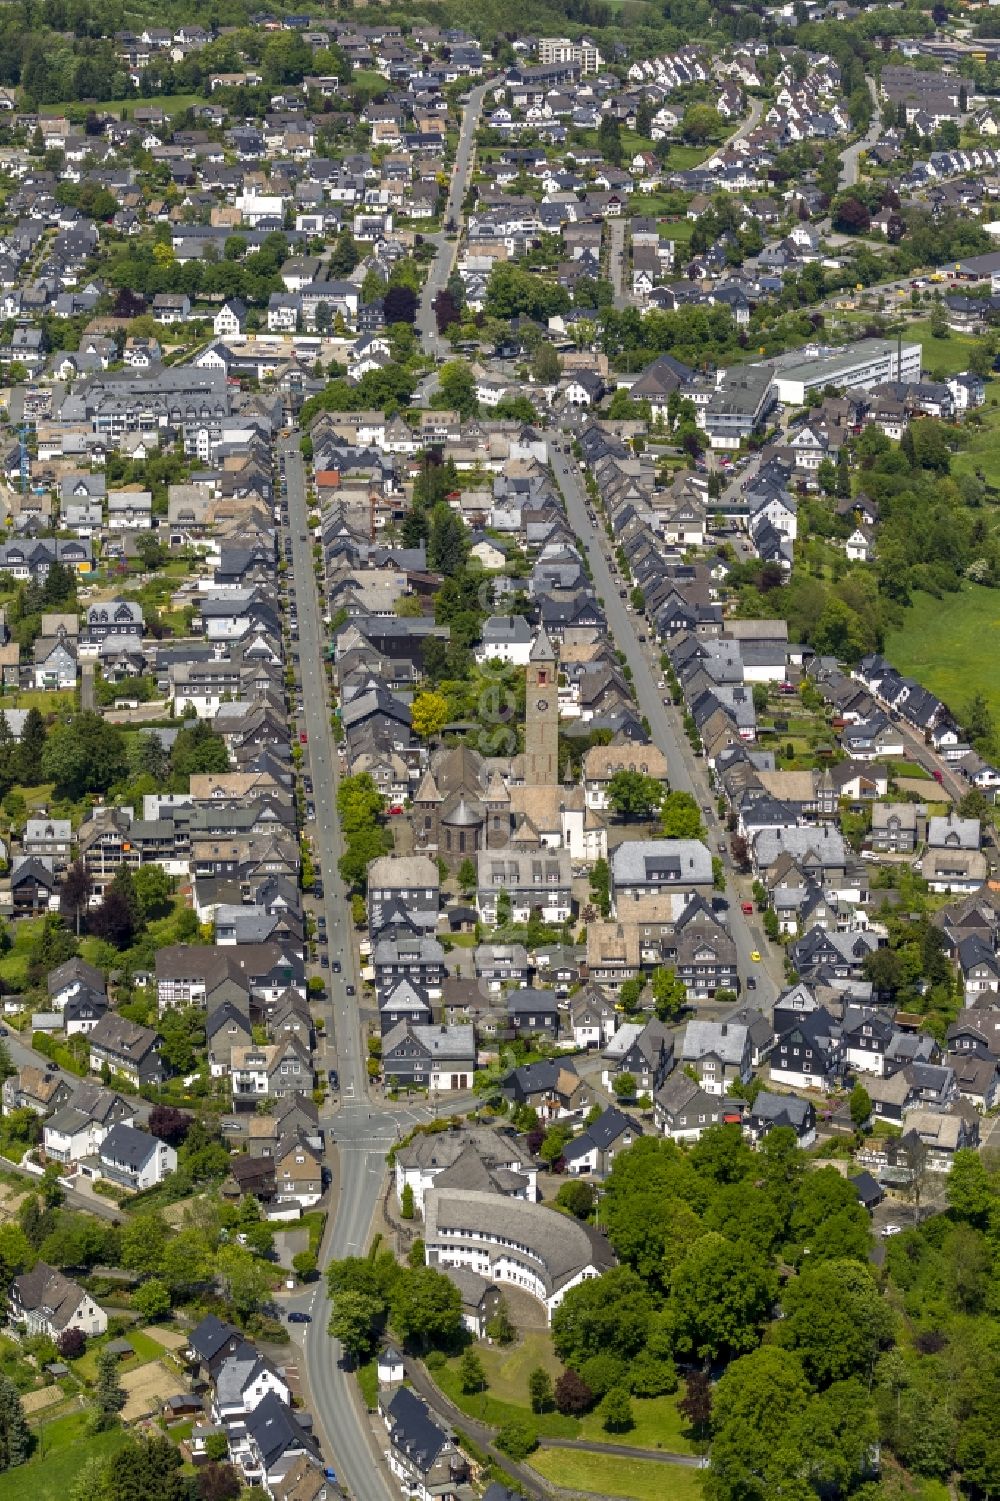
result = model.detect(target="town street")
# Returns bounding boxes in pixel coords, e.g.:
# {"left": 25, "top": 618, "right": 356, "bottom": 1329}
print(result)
{"left": 548, "top": 436, "right": 783, "bottom": 1012}
{"left": 416, "top": 84, "right": 488, "bottom": 358}
{"left": 281, "top": 438, "right": 404, "bottom": 1501}
{"left": 838, "top": 80, "right": 882, "bottom": 191}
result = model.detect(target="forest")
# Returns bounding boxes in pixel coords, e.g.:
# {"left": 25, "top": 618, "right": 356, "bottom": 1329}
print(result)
{"left": 550, "top": 1129, "right": 1000, "bottom": 1500}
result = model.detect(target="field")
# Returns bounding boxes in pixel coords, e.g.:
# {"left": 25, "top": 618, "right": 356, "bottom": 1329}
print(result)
{"left": 884, "top": 582, "right": 1000, "bottom": 724}
{"left": 906, "top": 317, "right": 983, "bottom": 377}
{"left": 0, "top": 915, "right": 44, "bottom": 990}
{"left": 0, "top": 1408, "right": 130, "bottom": 1501}
{"left": 529, "top": 1448, "right": 705, "bottom": 1501}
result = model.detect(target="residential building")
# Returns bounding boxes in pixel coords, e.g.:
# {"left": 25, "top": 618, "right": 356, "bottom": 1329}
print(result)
{"left": 97, "top": 1122, "right": 177, "bottom": 1190}
{"left": 10, "top": 1262, "right": 107, "bottom": 1338}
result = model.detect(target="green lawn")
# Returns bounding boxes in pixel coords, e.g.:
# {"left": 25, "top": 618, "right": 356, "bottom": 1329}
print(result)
{"left": 0, "top": 1409, "right": 130, "bottom": 1501}
{"left": 0, "top": 915, "right": 44, "bottom": 990}
{"left": 954, "top": 400, "right": 1000, "bottom": 488}
{"left": 435, "top": 1339, "right": 693, "bottom": 1454}
{"left": 578, "top": 1394, "right": 695, "bottom": 1455}
{"left": 435, "top": 1364, "right": 579, "bottom": 1440}
{"left": 474, "top": 1332, "right": 561, "bottom": 1401}
{"left": 356, "top": 1357, "right": 378, "bottom": 1410}
{"left": 0, "top": 691, "right": 75, "bottom": 713}
{"left": 885, "top": 582, "right": 1000, "bottom": 725}
{"left": 529, "top": 1448, "right": 705, "bottom": 1501}
{"left": 71, "top": 1328, "right": 165, "bottom": 1384}
{"left": 885, "top": 761, "right": 932, "bottom": 781}
{"left": 660, "top": 144, "right": 713, "bottom": 169}
{"left": 906, "top": 317, "right": 982, "bottom": 377}
{"left": 41, "top": 94, "right": 201, "bottom": 117}
{"left": 350, "top": 70, "right": 390, "bottom": 100}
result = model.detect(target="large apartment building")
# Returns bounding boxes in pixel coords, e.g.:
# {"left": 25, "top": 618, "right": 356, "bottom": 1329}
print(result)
{"left": 538, "top": 36, "right": 602, "bottom": 74}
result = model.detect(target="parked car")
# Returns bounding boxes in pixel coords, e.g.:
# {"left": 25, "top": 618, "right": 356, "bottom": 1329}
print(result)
{"left": 328, "top": 1070, "right": 339, "bottom": 1090}
{"left": 288, "top": 1311, "right": 312, "bottom": 1323}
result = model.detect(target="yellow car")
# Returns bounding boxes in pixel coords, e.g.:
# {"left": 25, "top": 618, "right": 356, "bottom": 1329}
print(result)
{"left": 750, "top": 950, "right": 761, "bottom": 962}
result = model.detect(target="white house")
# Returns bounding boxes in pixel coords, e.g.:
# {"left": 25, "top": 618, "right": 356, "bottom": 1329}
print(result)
{"left": 10, "top": 1262, "right": 107, "bottom": 1338}
{"left": 97, "top": 1122, "right": 177, "bottom": 1191}
{"left": 474, "top": 615, "right": 534, "bottom": 665}
{"left": 214, "top": 298, "right": 247, "bottom": 338}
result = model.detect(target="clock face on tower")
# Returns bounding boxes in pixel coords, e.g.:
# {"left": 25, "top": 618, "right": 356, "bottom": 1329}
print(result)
{"left": 536, "top": 698, "right": 548, "bottom": 711}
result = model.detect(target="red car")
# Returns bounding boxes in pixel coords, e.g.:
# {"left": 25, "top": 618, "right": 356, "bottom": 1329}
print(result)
{"left": 299, "top": 731, "right": 308, "bottom": 744}
{"left": 741, "top": 901, "right": 754, "bottom": 915}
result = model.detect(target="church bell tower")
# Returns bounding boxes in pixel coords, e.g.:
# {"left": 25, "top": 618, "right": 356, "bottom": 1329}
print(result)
{"left": 525, "top": 626, "right": 559, "bottom": 787}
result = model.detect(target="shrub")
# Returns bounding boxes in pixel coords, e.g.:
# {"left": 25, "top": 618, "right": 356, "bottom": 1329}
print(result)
{"left": 600, "top": 1386, "right": 634, "bottom": 1434}
{"left": 528, "top": 1366, "right": 553, "bottom": 1413}
{"left": 580, "top": 1352, "right": 628, "bottom": 1398}
{"left": 204, "top": 1432, "right": 229, "bottom": 1462}
{"left": 554, "top": 1368, "right": 593, "bottom": 1414}
{"left": 556, "top": 1180, "right": 595, "bottom": 1218}
{"left": 56, "top": 1327, "right": 85, "bottom": 1359}
{"left": 495, "top": 1418, "right": 537, "bottom": 1460}
{"left": 291, "top": 1251, "right": 317, "bottom": 1281}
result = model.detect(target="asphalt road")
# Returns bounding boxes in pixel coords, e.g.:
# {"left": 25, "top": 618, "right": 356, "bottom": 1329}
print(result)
{"left": 416, "top": 84, "right": 487, "bottom": 358}
{"left": 281, "top": 440, "right": 364, "bottom": 1095}
{"left": 548, "top": 437, "right": 782, "bottom": 1012}
{"left": 609, "top": 217, "right": 627, "bottom": 310}
{"left": 838, "top": 79, "right": 881, "bottom": 191}
{"left": 281, "top": 439, "right": 403, "bottom": 1500}
{"left": 727, "top": 94, "right": 764, "bottom": 146}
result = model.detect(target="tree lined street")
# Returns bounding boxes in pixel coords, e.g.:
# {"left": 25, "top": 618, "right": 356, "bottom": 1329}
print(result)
{"left": 417, "top": 85, "right": 488, "bottom": 358}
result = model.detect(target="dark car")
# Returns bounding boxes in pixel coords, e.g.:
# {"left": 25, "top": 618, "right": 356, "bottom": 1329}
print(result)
{"left": 313, "top": 880, "right": 324, "bottom": 898}
{"left": 346, "top": 984, "right": 355, "bottom": 996}
{"left": 747, "top": 976, "right": 757, "bottom": 990}
{"left": 328, "top": 1069, "right": 339, "bottom": 1089}
{"left": 332, "top": 959, "right": 340, "bottom": 972}
{"left": 288, "top": 1311, "right": 312, "bottom": 1324}
{"left": 320, "top": 953, "right": 329, "bottom": 967}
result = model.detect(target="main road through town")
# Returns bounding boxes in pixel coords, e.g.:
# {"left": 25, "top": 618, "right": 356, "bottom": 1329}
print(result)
{"left": 548, "top": 435, "right": 784, "bottom": 1012}
{"left": 281, "top": 437, "right": 402, "bottom": 1501}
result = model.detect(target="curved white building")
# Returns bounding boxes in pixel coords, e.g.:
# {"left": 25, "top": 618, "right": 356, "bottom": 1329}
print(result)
{"left": 424, "top": 1187, "right": 614, "bottom": 1321}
